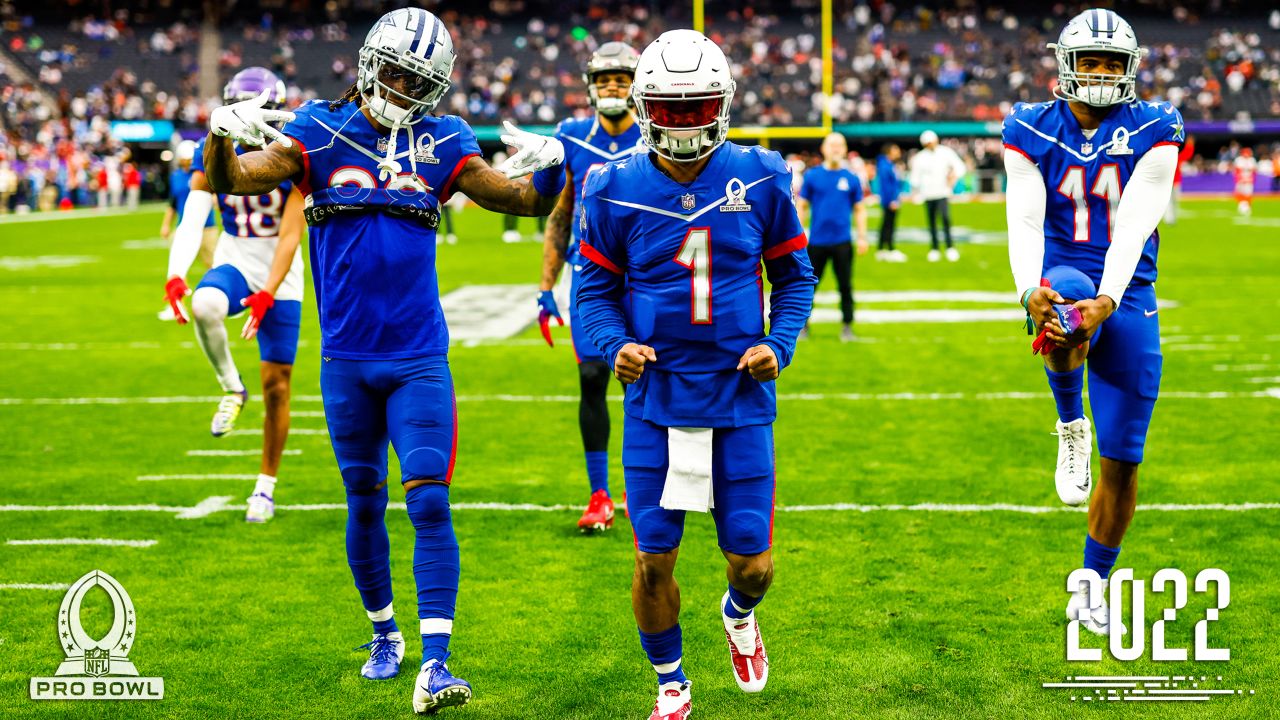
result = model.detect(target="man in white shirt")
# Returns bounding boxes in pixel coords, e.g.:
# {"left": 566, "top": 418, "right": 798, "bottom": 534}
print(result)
{"left": 909, "top": 130, "right": 967, "bottom": 261}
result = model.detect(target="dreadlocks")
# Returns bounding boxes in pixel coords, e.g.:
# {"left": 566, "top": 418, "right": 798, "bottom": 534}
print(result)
{"left": 329, "top": 83, "right": 364, "bottom": 112}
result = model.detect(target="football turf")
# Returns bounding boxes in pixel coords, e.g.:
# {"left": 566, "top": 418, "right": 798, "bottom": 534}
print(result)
{"left": 0, "top": 198, "right": 1277, "bottom": 718}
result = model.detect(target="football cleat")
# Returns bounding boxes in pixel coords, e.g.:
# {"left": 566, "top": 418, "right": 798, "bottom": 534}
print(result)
{"left": 211, "top": 388, "right": 248, "bottom": 437}
{"left": 1066, "top": 579, "right": 1127, "bottom": 637}
{"left": 1054, "top": 417, "right": 1093, "bottom": 506}
{"left": 888, "top": 249, "right": 908, "bottom": 263}
{"left": 722, "top": 593, "right": 768, "bottom": 693}
{"left": 945, "top": 247, "right": 960, "bottom": 262}
{"left": 927, "top": 249, "right": 941, "bottom": 262}
{"left": 648, "top": 681, "right": 691, "bottom": 720}
{"left": 839, "top": 325, "right": 856, "bottom": 344}
{"left": 357, "top": 632, "right": 405, "bottom": 680}
{"left": 501, "top": 229, "right": 522, "bottom": 244}
{"left": 244, "top": 492, "right": 275, "bottom": 523}
{"left": 577, "top": 489, "right": 615, "bottom": 533}
{"left": 413, "top": 659, "right": 472, "bottom": 714}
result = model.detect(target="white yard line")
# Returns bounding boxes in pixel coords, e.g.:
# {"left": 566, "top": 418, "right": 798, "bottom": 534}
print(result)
{"left": 187, "top": 449, "right": 303, "bottom": 457}
{"left": 0, "top": 583, "right": 71, "bottom": 590}
{"left": 290, "top": 411, "right": 326, "bottom": 418}
{"left": 1, "top": 498, "right": 1277, "bottom": 517}
{"left": 229, "top": 428, "right": 328, "bottom": 436}
{"left": 136, "top": 474, "right": 257, "bottom": 481}
{"left": 6, "top": 538, "right": 157, "bottom": 547}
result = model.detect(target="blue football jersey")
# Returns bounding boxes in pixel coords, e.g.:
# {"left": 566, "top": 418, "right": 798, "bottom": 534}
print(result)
{"left": 799, "top": 166, "right": 863, "bottom": 246}
{"left": 1002, "top": 99, "right": 1184, "bottom": 288}
{"left": 576, "top": 143, "right": 816, "bottom": 428}
{"left": 282, "top": 99, "right": 481, "bottom": 360}
{"left": 556, "top": 116, "right": 643, "bottom": 262}
{"left": 192, "top": 138, "right": 293, "bottom": 238}
{"left": 169, "top": 167, "right": 215, "bottom": 228}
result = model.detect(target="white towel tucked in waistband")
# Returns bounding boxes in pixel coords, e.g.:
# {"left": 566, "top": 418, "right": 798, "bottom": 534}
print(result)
{"left": 660, "top": 427, "right": 714, "bottom": 513}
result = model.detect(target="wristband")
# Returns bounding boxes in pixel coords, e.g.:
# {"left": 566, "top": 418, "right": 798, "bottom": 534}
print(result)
{"left": 1020, "top": 287, "right": 1035, "bottom": 310}
{"left": 532, "top": 163, "right": 566, "bottom": 198}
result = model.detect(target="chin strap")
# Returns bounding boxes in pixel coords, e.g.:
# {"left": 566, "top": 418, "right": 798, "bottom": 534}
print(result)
{"left": 377, "top": 116, "right": 404, "bottom": 182}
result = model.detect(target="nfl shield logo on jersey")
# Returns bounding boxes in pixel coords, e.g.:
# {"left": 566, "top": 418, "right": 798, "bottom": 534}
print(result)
{"left": 681, "top": 193, "right": 696, "bottom": 210}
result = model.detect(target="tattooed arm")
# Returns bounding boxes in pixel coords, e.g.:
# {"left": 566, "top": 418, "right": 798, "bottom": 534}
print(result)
{"left": 202, "top": 134, "right": 303, "bottom": 196}
{"left": 453, "top": 156, "right": 559, "bottom": 217}
{"left": 538, "top": 169, "right": 576, "bottom": 292}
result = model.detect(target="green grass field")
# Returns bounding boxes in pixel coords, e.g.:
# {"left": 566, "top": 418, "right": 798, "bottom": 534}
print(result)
{"left": 0, "top": 198, "right": 1277, "bottom": 718}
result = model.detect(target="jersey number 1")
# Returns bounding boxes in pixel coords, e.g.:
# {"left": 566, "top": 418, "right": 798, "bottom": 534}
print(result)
{"left": 674, "top": 228, "right": 712, "bottom": 324}
{"left": 1057, "top": 165, "right": 1121, "bottom": 242}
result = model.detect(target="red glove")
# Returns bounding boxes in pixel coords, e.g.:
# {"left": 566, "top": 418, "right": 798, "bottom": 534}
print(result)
{"left": 164, "top": 276, "right": 191, "bottom": 324}
{"left": 240, "top": 290, "right": 275, "bottom": 340}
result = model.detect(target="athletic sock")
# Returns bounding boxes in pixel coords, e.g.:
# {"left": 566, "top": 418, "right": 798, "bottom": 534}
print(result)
{"left": 252, "top": 473, "right": 277, "bottom": 498}
{"left": 1045, "top": 366, "right": 1085, "bottom": 422}
{"left": 367, "top": 602, "right": 399, "bottom": 636}
{"left": 723, "top": 584, "right": 764, "bottom": 620}
{"left": 406, "top": 483, "right": 459, "bottom": 665}
{"left": 585, "top": 450, "right": 609, "bottom": 496}
{"left": 346, "top": 484, "right": 394, "bottom": 633}
{"left": 1084, "top": 534, "right": 1121, "bottom": 580}
{"left": 638, "top": 624, "right": 687, "bottom": 685}
{"left": 190, "top": 287, "right": 245, "bottom": 393}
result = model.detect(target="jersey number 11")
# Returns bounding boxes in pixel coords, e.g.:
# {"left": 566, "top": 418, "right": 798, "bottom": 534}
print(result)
{"left": 1058, "top": 165, "right": 1121, "bottom": 243}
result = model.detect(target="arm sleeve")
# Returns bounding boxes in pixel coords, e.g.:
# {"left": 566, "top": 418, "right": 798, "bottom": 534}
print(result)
{"left": 760, "top": 170, "right": 817, "bottom": 369}
{"left": 798, "top": 171, "right": 813, "bottom": 201}
{"left": 167, "top": 189, "right": 215, "bottom": 279}
{"left": 850, "top": 171, "right": 864, "bottom": 204}
{"left": 1097, "top": 144, "right": 1179, "bottom": 303}
{"left": 1003, "top": 148, "right": 1048, "bottom": 301}
{"left": 574, "top": 185, "right": 635, "bottom": 368}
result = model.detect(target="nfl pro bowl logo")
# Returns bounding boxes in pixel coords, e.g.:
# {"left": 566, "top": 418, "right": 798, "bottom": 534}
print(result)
{"left": 29, "top": 570, "right": 165, "bottom": 701}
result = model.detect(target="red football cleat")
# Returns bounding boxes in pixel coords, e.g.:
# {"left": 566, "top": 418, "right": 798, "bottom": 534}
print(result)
{"left": 647, "top": 681, "right": 691, "bottom": 720}
{"left": 723, "top": 595, "right": 769, "bottom": 693}
{"left": 577, "top": 489, "right": 614, "bottom": 533}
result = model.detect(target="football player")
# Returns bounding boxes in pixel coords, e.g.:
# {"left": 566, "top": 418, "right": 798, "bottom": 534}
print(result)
{"left": 1234, "top": 146, "right": 1256, "bottom": 216}
{"left": 197, "top": 8, "right": 564, "bottom": 714}
{"left": 573, "top": 30, "right": 816, "bottom": 720}
{"left": 534, "top": 42, "right": 643, "bottom": 533}
{"left": 1003, "top": 8, "right": 1182, "bottom": 635}
{"left": 163, "top": 67, "right": 304, "bottom": 525}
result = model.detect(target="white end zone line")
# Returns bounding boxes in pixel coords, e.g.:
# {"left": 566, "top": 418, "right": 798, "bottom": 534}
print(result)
{"left": 6, "top": 538, "right": 157, "bottom": 547}
{"left": 1, "top": 498, "right": 1277, "bottom": 518}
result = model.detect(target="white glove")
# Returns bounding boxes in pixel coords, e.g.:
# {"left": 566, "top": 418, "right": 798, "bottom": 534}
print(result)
{"left": 496, "top": 120, "right": 564, "bottom": 179}
{"left": 209, "top": 90, "right": 296, "bottom": 148}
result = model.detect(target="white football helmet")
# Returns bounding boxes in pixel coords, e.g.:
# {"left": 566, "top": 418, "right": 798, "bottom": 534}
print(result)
{"left": 357, "top": 8, "right": 455, "bottom": 127}
{"left": 632, "top": 30, "right": 735, "bottom": 163}
{"left": 1048, "top": 8, "right": 1145, "bottom": 107}
{"left": 585, "top": 42, "right": 640, "bottom": 118}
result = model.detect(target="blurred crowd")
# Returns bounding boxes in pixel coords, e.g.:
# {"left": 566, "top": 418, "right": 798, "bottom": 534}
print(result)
{"left": 2, "top": 1, "right": 1280, "bottom": 211}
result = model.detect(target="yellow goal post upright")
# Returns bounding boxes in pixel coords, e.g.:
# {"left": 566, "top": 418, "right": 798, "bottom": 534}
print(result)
{"left": 694, "top": 0, "right": 834, "bottom": 148}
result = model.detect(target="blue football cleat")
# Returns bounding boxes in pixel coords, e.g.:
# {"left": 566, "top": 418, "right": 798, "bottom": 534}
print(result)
{"left": 413, "top": 659, "right": 472, "bottom": 714}
{"left": 357, "top": 632, "right": 404, "bottom": 680}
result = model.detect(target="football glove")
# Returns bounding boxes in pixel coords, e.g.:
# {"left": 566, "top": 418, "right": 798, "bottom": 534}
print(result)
{"left": 240, "top": 291, "right": 275, "bottom": 340}
{"left": 210, "top": 89, "right": 296, "bottom": 148}
{"left": 164, "top": 276, "right": 191, "bottom": 325}
{"left": 497, "top": 120, "right": 564, "bottom": 179}
{"left": 536, "top": 290, "right": 563, "bottom": 347}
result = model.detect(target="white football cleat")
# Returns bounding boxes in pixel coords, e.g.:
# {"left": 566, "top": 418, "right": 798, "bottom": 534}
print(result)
{"left": 945, "top": 247, "right": 960, "bottom": 262}
{"left": 1055, "top": 417, "right": 1093, "bottom": 506}
{"left": 501, "top": 229, "right": 522, "bottom": 244}
{"left": 875, "top": 249, "right": 888, "bottom": 261}
{"left": 722, "top": 593, "right": 768, "bottom": 693}
{"left": 1066, "top": 578, "right": 1127, "bottom": 637}
{"left": 888, "top": 249, "right": 908, "bottom": 263}
{"left": 647, "top": 681, "right": 691, "bottom": 720}
{"left": 157, "top": 306, "right": 177, "bottom": 321}
{"left": 927, "top": 249, "right": 941, "bottom": 262}
{"left": 245, "top": 492, "right": 274, "bottom": 523}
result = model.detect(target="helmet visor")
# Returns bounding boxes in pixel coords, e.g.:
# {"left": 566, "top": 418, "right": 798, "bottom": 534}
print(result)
{"left": 643, "top": 96, "right": 722, "bottom": 129}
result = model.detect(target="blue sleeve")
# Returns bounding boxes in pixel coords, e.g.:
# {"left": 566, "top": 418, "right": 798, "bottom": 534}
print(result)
{"left": 1149, "top": 103, "right": 1185, "bottom": 148}
{"left": 850, "top": 171, "right": 864, "bottom": 203}
{"left": 798, "top": 170, "right": 813, "bottom": 201}
{"left": 455, "top": 118, "right": 482, "bottom": 159}
{"left": 759, "top": 158, "right": 816, "bottom": 370}
{"left": 575, "top": 172, "right": 634, "bottom": 368}
{"left": 1002, "top": 104, "right": 1035, "bottom": 157}
{"left": 190, "top": 138, "right": 206, "bottom": 174}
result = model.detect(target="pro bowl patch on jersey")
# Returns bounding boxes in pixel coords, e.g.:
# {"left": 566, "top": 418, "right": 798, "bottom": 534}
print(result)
{"left": 30, "top": 570, "right": 165, "bottom": 700}
{"left": 720, "top": 177, "right": 752, "bottom": 212}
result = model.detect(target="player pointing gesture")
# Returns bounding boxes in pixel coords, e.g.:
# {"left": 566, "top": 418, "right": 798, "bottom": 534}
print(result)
{"left": 200, "top": 8, "right": 564, "bottom": 715}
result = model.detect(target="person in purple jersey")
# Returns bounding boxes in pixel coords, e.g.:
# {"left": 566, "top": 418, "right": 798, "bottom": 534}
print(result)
{"left": 1002, "top": 8, "right": 1182, "bottom": 637}
{"left": 198, "top": 8, "right": 565, "bottom": 715}
{"left": 574, "top": 30, "right": 815, "bottom": 720}
{"left": 162, "top": 68, "right": 304, "bottom": 526}
{"left": 534, "top": 41, "right": 644, "bottom": 534}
